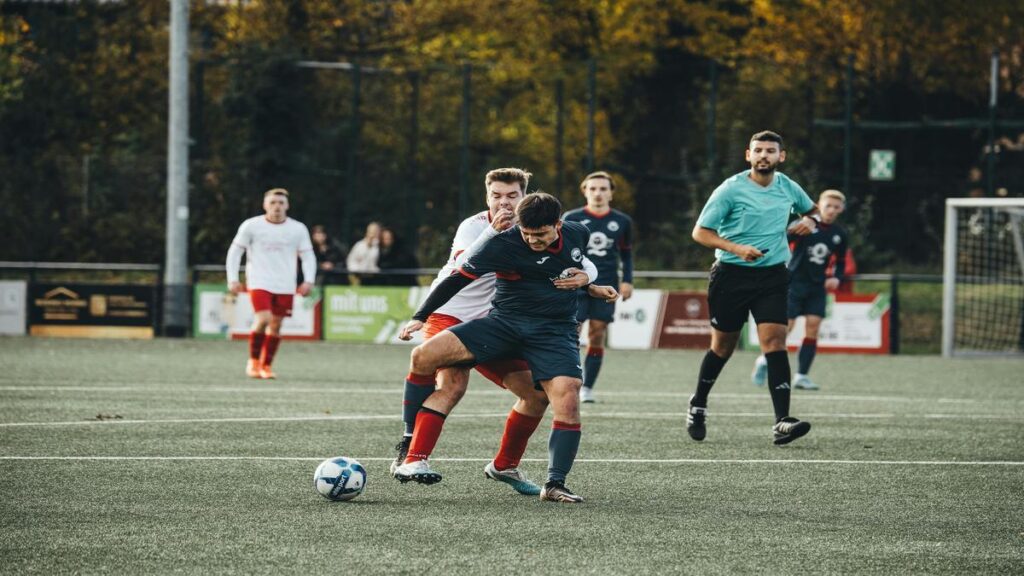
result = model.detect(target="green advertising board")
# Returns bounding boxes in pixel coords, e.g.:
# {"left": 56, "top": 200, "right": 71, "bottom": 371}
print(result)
{"left": 322, "top": 286, "right": 428, "bottom": 343}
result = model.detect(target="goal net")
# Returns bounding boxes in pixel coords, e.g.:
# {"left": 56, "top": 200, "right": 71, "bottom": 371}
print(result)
{"left": 942, "top": 198, "right": 1024, "bottom": 357}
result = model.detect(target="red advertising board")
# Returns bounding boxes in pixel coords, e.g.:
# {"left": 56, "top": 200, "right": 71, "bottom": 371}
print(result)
{"left": 655, "top": 291, "right": 711, "bottom": 349}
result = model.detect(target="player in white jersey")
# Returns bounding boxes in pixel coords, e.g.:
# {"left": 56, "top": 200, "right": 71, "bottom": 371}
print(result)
{"left": 390, "top": 168, "right": 550, "bottom": 496}
{"left": 226, "top": 188, "right": 316, "bottom": 379}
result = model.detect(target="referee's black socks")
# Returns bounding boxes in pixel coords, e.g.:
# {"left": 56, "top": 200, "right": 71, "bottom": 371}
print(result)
{"left": 692, "top": 350, "right": 728, "bottom": 407}
{"left": 764, "top": 350, "right": 791, "bottom": 421}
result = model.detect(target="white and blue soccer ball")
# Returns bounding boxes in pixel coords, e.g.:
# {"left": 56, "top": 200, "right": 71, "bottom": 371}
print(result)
{"left": 313, "top": 457, "right": 366, "bottom": 501}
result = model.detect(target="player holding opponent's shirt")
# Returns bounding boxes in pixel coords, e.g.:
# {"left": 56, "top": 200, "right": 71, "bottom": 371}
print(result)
{"left": 226, "top": 188, "right": 315, "bottom": 379}
{"left": 391, "top": 168, "right": 549, "bottom": 497}
{"left": 395, "top": 192, "right": 618, "bottom": 503}
{"left": 562, "top": 171, "right": 634, "bottom": 403}
{"left": 752, "top": 189, "right": 848, "bottom": 390}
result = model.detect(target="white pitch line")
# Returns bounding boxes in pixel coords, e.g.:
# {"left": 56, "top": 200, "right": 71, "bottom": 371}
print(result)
{"left": 0, "top": 385, "right": 1003, "bottom": 405}
{"left": 0, "top": 412, "right": 510, "bottom": 428}
{"left": 0, "top": 455, "right": 1021, "bottom": 466}
{"left": 2, "top": 410, "right": 1020, "bottom": 428}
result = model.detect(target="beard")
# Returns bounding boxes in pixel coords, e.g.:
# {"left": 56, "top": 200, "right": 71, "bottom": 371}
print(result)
{"left": 753, "top": 161, "right": 777, "bottom": 175}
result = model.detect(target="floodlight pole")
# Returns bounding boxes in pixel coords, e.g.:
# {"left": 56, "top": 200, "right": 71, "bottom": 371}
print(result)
{"left": 163, "top": 0, "right": 190, "bottom": 337}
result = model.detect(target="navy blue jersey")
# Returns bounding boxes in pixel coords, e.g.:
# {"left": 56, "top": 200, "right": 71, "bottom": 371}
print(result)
{"left": 562, "top": 207, "right": 634, "bottom": 285}
{"left": 788, "top": 218, "right": 848, "bottom": 286}
{"left": 458, "top": 221, "right": 592, "bottom": 323}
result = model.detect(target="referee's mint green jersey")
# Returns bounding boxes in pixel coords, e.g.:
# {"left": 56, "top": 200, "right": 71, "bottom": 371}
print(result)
{"left": 696, "top": 170, "right": 814, "bottom": 267}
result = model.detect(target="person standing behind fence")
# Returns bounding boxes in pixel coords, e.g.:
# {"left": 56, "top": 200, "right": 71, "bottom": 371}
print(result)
{"left": 377, "top": 227, "right": 420, "bottom": 286}
{"left": 687, "top": 130, "right": 818, "bottom": 446}
{"left": 562, "top": 171, "right": 634, "bottom": 404}
{"left": 311, "top": 225, "right": 349, "bottom": 285}
{"left": 226, "top": 188, "right": 315, "bottom": 380}
{"left": 346, "top": 221, "right": 381, "bottom": 285}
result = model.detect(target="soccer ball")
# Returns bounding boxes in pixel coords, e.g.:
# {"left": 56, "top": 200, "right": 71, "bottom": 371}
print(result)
{"left": 313, "top": 457, "right": 366, "bottom": 501}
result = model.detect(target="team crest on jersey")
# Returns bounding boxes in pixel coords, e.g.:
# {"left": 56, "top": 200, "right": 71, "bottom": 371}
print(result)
{"left": 571, "top": 247, "right": 583, "bottom": 262}
{"left": 607, "top": 221, "right": 620, "bottom": 232}
{"left": 833, "top": 234, "right": 841, "bottom": 244}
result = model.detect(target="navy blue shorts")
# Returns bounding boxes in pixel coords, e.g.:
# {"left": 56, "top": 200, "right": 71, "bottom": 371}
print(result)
{"left": 788, "top": 282, "right": 827, "bottom": 319}
{"left": 576, "top": 291, "right": 616, "bottom": 323}
{"left": 447, "top": 312, "right": 582, "bottom": 383}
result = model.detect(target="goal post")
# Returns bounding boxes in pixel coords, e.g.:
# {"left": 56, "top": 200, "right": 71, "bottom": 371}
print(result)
{"left": 942, "top": 198, "right": 1024, "bottom": 357}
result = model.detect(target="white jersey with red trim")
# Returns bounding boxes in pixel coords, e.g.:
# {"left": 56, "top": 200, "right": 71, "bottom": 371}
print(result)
{"left": 430, "top": 210, "right": 499, "bottom": 321}
{"left": 227, "top": 216, "right": 315, "bottom": 294}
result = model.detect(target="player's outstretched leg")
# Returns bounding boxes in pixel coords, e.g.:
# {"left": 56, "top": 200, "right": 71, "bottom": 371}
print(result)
{"left": 392, "top": 371, "right": 435, "bottom": 474}
{"left": 392, "top": 407, "right": 446, "bottom": 485}
{"left": 485, "top": 373, "right": 545, "bottom": 495}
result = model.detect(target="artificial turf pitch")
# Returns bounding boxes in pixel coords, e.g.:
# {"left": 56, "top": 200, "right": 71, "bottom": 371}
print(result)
{"left": 1, "top": 338, "right": 1022, "bottom": 574}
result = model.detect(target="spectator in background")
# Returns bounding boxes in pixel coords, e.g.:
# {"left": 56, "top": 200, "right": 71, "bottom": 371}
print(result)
{"left": 377, "top": 227, "right": 419, "bottom": 286}
{"left": 346, "top": 221, "right": 381, "bottom": 285}
{"left": 311, "top": 225, "right": 349, "bottom": 286}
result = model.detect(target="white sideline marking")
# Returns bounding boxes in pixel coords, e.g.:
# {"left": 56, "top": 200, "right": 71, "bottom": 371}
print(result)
{"left": 0, "top": 455, "right": 1021, "bottom": 466}
{"left": 1, "top": 410, "right": 1020, "bottom": 428}
{"left": 0, "top": 412, "right": 508, "bottom": 428}
{"left": 0, "top": 385, "right": 1000, "bottom": 405}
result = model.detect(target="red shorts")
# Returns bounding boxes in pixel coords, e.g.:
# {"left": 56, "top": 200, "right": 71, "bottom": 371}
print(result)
{"left": 249, "top": 289, "right": 294, "bottom": 317}
{"left": 424, "top": 313, "right": 530, "bottom": 388}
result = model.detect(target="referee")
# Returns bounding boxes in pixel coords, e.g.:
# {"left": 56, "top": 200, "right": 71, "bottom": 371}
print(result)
{"left": 687, "top": 130, "right": 818, "bottom": 445}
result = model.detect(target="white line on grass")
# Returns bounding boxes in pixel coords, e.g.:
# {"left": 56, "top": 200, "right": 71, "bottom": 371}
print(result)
{"left": 0, "top": 385, "right": 998, "bottom": 405}
{"left": 1, "top": 455, "right": 1021, "bottom": 466}
{"left": 1, "top": 411, "right": 1020, "bottom": 428}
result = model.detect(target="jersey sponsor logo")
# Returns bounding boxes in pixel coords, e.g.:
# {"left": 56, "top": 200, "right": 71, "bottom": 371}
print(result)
{"left": 607, "top": 221, "right": 620, "bottom": 232}
{"left": 571, "top": 247, "right": 583, "bottom": 262}
{"left": 536, "top": 256, "right": 551, "bottom": 264}
{"left": 586, "top": 232, "right": 612, "bottom": 257}
{"left": 808, "top": 242, "right": 830, "bottom": 265}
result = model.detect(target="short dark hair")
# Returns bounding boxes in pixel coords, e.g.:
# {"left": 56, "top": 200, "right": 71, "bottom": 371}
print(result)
{"left": 516, "top": 192, "right": 562, "bottom": 229}
{"left": 750, "top": 130, "right": 784, "bottom": 149}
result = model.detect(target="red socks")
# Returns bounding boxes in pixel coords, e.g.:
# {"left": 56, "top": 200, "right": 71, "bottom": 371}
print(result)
{"left": 249, "top": 332, "right": 266, "bottom": 360}
{"left": 260, "top": 335, "right": 281, "bottom": 367}
{"left": 493, "top": 410, "right": 543, "bottom": 470}
{"left": 405, "top": 408, "right": 447, "bottom": 463}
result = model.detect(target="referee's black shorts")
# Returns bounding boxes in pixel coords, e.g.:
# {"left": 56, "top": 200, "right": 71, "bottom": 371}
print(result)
{"left": 706, "top": 261, "right": 789, "bottom": 333}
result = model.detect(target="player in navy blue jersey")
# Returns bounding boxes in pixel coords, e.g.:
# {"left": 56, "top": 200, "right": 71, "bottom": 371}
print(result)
{"left": 752, "top": 189, "right": 848, "bottom": 391}
{"left": 562, "top": 171, "right": 634, "bottom": 403}
{"left": 393, "top": 192, "right": 618, "bottom": 503}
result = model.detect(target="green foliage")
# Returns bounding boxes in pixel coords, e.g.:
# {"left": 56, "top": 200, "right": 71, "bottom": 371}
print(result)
{"left": 0, "top": 1, "right": 1021, "bottom": 268}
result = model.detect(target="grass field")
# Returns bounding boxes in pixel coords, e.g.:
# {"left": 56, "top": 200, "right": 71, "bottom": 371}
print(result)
{"left": 1, "top": 337, "right": 1022, "bottom": 574}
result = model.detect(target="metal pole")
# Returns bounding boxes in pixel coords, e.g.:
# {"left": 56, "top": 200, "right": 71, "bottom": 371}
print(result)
{"left": 889, "top": 274, "right": 900, "bottom": 355}
{"left": 843, "top": 54, "right": 853, "bottom": 197}
{"left": 344, "top": 62, "right": 361, "bottom": 243}
{"left": 163, "top": 0, "right": 190, "bottom": 337}
{"left": 459, "top": 63, "right": 471, "bottom": 219}
{"left": 555, "top": 77, "right": 565, "bottom": 196}
{"left": 707, "top": 60, "right": 717, "bottom": 178}
{"left": 987, "top": 49, "right": 998, "bottom": 197}
{"left": 941, "top": 200, "right": 957, "bottom": 357}
{"left": 586, "top": 58, "right": 596, "bottom": 173}
{"left": 408, "top": 71, "right": 420, "bottom": 241}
